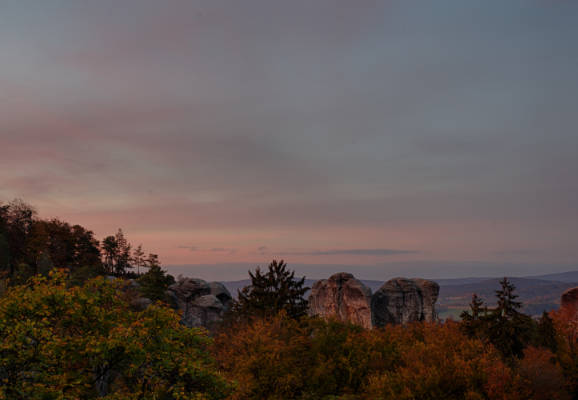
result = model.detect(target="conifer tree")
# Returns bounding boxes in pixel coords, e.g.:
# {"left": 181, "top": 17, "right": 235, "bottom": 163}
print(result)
{"left": 460, "top": 293, "right": 488, "bottom": 338}
{"left": 494, "top": 277, "right": 522, "bottom": 318}
{"left": 535, "top": 311, "right": 558, "bottom": 353}
{"left": 114, "top": 229, "right": 132, "bottom": 276}
{"left": 132, "top": 244, "right": 146, "bottom": 275}
{"left": 488, "top": 277, "right": 534, "bottom": 359}
{"left": 101, "top": 229, "right": 132, "bottom": 276}
{"left": 101, "top": 235, "right": 117, "bottom": 275}
{"left": 233, "top": 260, "right": 309, "bottom": 320}
{"left": 138, "top": 254, "right": 174, "bottom": 301}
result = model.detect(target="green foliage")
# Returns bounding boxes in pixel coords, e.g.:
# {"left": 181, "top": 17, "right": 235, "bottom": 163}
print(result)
{"left": 233, "top": 260, "right": 308, "bottom": 320}
{"left": 138, "top": 257, "right": 175, "bottom": 302}
{"left": 0, "top": 270, "right": 232, "bottom": 399}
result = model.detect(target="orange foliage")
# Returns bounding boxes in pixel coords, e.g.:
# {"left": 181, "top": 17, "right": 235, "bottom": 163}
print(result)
{"left": 213, "top": 316, "right": 567, "bottom": 400}
{"left": 551, "top": 307, "right": 578, "bottom": 396}
{"left": 213, "top": 313, "right": 311, "bottom": 400}
{"left": 365, "top": 322, "right": 527, "bottom": 400}
{"left": 517, "top": 346, "right": 569, "bottom": 400}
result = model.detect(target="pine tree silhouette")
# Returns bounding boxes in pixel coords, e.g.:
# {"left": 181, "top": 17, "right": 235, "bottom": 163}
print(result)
{"left": 233, "top": 260, "right": 309, "bottom": 320}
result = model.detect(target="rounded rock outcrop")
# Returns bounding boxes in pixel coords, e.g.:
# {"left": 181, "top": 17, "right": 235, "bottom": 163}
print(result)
{"left": 561, "top": 287, "right": 578, "bottom": 314}
{"left": 309, "top": 272, "right": 372, "bottom": 329}
{"left": 167, "top": 276, "right": 232, "bottom": 330}
{"left": 371, "top": 277, "right": 439, "bottom": 327}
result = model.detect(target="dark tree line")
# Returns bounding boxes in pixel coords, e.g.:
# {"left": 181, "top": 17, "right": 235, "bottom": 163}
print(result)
{"left": 0, "top": 199, "right": 159, "bottom": 285}
{"left": 461, "top": 277, "right": 558, "bottom": 360}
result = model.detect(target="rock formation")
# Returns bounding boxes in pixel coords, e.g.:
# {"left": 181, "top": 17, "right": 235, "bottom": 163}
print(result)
{"left": 561, "top": 287, "right": 578, "bottom": 316}
{"left": 412, "top": 278, "right": 440, "bottom": 323}
{"left": 309, "top": 272, "right": 373, "bottom": 329}
{"left": 371, "top": 277, "right": 439, "bottom": 327}
{"left": 561, "top": 287, "right": 578, "bottom": 309}
{"left": 167, "top": 277, "right": 233, "bottom": 330}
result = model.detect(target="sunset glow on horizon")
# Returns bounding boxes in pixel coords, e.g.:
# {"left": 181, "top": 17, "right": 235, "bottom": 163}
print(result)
{"left": 2, "top": 0, "right": 577, "bottom": 279}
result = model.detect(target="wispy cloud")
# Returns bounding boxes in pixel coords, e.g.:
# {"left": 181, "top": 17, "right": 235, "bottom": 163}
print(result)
{"left": 492, "top": 249, "right": 543, "bottom": 257}
{"left": 178, "top": 245, "right": 236, "bottom": 255}
{"left": 209, "top": 247, "right": 237, "bottom": 255}
{"left": 278, "top": 248, "right": 419, "bottom": 256}
{"left": 178, "top": 245, "right": 198, "bottom": 252}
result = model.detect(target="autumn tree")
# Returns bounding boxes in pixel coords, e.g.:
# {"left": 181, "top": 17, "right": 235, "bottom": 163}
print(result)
{"left": 214, "top": 315, "right": 539, "bottom": 400}
{"left": 233, "top": 260, "right": 308, "bottom": 320}
{"left": 551, "top": 306, "right": 578, "bottom": 396}
{"left": 214, "top": 312, "right": 312, "bottom": 399}
{"left": 517, "top": 346, "right": 570, "bottom": 400}
{"left": 0, "top": 270, "right": 231, "bottom": 399}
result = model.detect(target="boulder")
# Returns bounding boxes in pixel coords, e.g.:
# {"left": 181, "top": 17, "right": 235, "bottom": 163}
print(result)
{"left": 309, "top": 272, "right": 372, "bottom": 329}
{"left": 207, "top": 281, "right": 233, "bottom": 311}
{"left": 167, "top": 276, "right": 232, "bottom": 330}
{"left": 182, "top": 295, "right": 225, "bottom": 329}
{"left": 169, "top": 277, "right": 211, "bottom": 302}
{"left": 371, "top": 277, "right": 439, "bottom": 327}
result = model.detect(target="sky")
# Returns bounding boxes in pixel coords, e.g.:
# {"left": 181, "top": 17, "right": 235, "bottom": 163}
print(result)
{"left": 1, "top": 0, "right": 577, "bottom": 281}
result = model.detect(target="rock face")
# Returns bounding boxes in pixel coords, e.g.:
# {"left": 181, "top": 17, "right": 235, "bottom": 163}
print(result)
{"left": 371, "top": 278, "right": 439, "bottom": 327}
{"left": 309, "top": 272, "right": 373, "bottom": 329}
{"left": 561, "top": 287, "right": 578, "bottom": 313}
{"left": 412, "top": 278, "right": 440, "bottom": 323}
{"left": 167, "top": 277, "right": 233, "bottom": 330}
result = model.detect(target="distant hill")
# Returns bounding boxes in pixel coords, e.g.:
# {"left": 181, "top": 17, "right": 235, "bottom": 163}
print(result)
{"left": 524, "top": 270, "right": 578, "bottom": 282}
{"left": 223, "top": 271, "right": 578, "bottom": 320}
{"left": 437, "top": 277, "right": 578, "bottom": 318}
